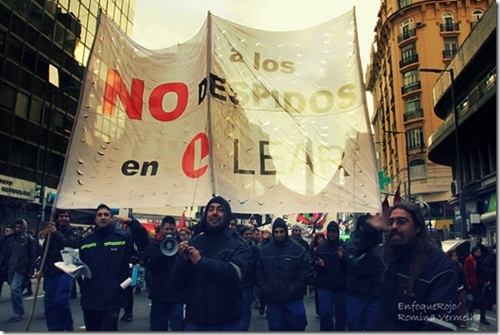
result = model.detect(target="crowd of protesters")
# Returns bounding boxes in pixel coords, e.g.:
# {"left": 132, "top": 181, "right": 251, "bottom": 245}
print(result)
{"left": 0, "top": 199, "right": 496, "bottom": 331}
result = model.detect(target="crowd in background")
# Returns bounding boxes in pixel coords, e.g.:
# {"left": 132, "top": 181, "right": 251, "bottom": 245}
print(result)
{"left": 0, "top": 201, "right": 496, "bottom": 331}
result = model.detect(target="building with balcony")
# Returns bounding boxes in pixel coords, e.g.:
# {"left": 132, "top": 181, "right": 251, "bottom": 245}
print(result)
{"left": 0, "top": 0, "right": 135, "bottom": 229}
{"left": 427, "top": 1, "right": 496, "bottom": 243}
{"left": 365, "top": 0, "right": 492, "bottom": 234}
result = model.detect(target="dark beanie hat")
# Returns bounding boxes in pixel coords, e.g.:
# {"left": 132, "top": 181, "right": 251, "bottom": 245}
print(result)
{"left": 272, "top": 218, "right": 288, "bottom": 233}
{"left": 327, "top": 220, "right": 339, "bottom": 232}
{"left": 202, "top": 196, "right": 233, "bottom": 230}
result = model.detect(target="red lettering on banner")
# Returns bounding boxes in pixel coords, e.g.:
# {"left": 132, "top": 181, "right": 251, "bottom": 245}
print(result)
{"left": 103, "top": 69, "right": 144, "bottom": 119}
{"left": 149, "top": 82, "right": 189, "bottom": 122}
{"left": 103, "top": 69, "right": 189, "bottom": 121}
{"left": 182, "top": 133, "right": 210, "bottom": 178}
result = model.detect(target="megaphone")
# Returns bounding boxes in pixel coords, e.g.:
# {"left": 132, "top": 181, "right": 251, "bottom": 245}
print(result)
{"left": 160, "top": 235, "right": 179, "bottom": 256}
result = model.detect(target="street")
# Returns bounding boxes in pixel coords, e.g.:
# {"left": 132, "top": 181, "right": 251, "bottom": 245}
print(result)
{"left": 0, "top": 278, "right": 496, "bottom": 332}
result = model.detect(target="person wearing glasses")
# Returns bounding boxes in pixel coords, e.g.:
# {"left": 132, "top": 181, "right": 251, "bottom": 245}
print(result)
{"left": 363, "top": 202, "right": 459, "bottom": 331}
{"left": 78, "top": 204, "right": 149, "bottom": 331}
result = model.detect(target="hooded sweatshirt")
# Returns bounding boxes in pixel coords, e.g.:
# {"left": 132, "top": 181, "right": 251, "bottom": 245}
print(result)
{"left": 6, "top": 219, "right": 37, "bottom": 275}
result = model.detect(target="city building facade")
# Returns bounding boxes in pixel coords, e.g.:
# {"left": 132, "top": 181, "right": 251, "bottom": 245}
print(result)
{"left": 0, "top": 0, "right": 135, "bottom": 230}
{"left": 365, "top": 0, "right": 493, "bottom": 237}
{"left": 427, "top": 1, "right": 496, "bottom": 244}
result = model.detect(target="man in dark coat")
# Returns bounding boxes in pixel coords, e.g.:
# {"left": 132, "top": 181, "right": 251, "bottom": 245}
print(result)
{"left": 171, "top": 196, "right": 250, "bottom": 331}
{"left": 256, "top": 217, "right": 313, "bottom": 331}
{"left": 36, "top": 209, "right": 80, "bottom": 331}
{"left": 1, "top": 219, "right": 37, "bottom": 322}
{"left": 141, "top": 215, "right": 185, "bottom": 331}
{"left": 238, "top": 225, "right": 260, "bottom": 331}
{"left": 366, "top": 202, "right": 459, "bottom": 331}
{"left": 78, "top": 204, "right": 149, "bottom": 331}
{"left": 314, "top": 220, "right": 348, "bottom": 331}
{"left": 344, "top": 214, "right": 384, "bottom": 331}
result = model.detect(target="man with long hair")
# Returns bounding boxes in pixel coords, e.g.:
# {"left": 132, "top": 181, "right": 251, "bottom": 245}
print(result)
{"left": 364, "top": 202, "right": 459, "bottom": 331}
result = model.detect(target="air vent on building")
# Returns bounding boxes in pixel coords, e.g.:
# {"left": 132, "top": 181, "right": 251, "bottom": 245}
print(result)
{"left": 415, "top": 22, "right": 424, "bottom": 28}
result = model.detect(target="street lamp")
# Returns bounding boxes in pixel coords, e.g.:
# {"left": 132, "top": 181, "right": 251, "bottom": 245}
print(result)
{"left": 384, "top": 130, "right": 411, "bottom": 201}
{"left": 420, "top": 67, "right": 467, "bottom": 239}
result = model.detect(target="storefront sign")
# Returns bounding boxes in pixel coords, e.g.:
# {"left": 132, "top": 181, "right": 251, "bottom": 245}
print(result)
{"left": 0, "top": 174, "right": 36, "bottom": 201}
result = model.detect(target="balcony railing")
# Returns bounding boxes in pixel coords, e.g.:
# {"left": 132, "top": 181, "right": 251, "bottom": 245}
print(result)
{"left": 401, "top": 81, "right": 421, "bottom": 95}
{"left": 403, "top": 108, "right": 424, "bottom": 121}
{"left": 399, "top": 54, "right": 419, "bottom": 68}
{"left": 443, "top": 49, "right": 458, "bottom": 58}
{"left": 397, "top": 29, "right": 416, "bottom": 43}
{"left": 440, "top": 23, "right": 460, "bottom": 32}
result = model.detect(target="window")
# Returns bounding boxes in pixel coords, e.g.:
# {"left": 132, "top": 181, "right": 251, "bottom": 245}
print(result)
{"left": 401, "top": 18, "right": 414, "bottom": 37}
{"left": 405, "top": 96, "right": 421, "bottom": 113}
{"left": 15, "top": 91, "right": 30, "bottom": 118}
{"left": 400, "top": 42, "right": 418, "bottom": 66}
{"left": 472, "top": 10, "right": 483, "bottom": 22}
{"left": 443, "top": 37, "right": 458, "bottom": 58}
{"left": 442, "top": 12, "right": 454, "bottom": 29}
{"left": 0, "top": 83, "right": 17, "bottom": 110}
{"left": 403, "top": 69, "right": 419, "bottom": 86}
{"left": 398, "top": 0, "right": 411, "bottom": 9}
{"left": 407, "top": 127, "right": 424, "bottom": 150}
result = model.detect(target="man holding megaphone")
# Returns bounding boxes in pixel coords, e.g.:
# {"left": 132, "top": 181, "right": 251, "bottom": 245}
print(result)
{"left": 141, "top": 216, "right": 185, "bottom": 331}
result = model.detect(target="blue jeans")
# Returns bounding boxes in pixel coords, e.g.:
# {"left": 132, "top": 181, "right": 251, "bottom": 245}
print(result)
{"left": 150, "top": 301, "right": 184, "bottom": 331}
{"left": 266, "top": 299, "right": 307, "bottom": 331}
{"left": 8, "top": 272, "right": 26, "bottom": 315}
{"left": 184, "top": 320, "right": 242, "bottom": 331}
{"left": 346, "top": 294, "right": 383, "bottom": 331}
{"left": 240, "top": 287, "right": 254, "bottom": 331}
{"left": 44, "top": 273, "right": 74, "bottom": 331}
{"left": 317, "top": 287, "right": 347, "bottom": 331}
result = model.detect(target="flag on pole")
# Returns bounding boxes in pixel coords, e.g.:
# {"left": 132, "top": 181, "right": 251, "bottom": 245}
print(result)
{"left": 393, "top": 184, "right": 402, "bottom": 205}
{"left": 382, "top": 194, "right": 390, "bottom": 219}
{"left": 177, "top": 211, "right": 187, "bottom": 229}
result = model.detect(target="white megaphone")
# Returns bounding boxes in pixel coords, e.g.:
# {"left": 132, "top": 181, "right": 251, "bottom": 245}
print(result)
{"left": 160, "top": 235, "right": 179, "bottom": 256}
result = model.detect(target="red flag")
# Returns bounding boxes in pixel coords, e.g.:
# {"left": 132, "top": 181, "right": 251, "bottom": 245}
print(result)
{"left": 382, "top": 194, "right": 390, "bottom": 219}
{"left": 393, "top": 184, "right": 402, "bottom": 205}
{"left": 177, "top": 211, "right": 187, "bottom": 229}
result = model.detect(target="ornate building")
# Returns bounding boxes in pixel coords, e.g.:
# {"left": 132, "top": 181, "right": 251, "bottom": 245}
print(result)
{"left": 427, "top": 1, "right": 496, "bottom": 243}
{"left": 366, "top": 0, "right": 492, "bottom": 236}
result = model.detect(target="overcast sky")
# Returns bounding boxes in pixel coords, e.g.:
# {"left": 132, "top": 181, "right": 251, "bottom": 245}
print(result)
{"left": 132, "top": 0, "right": 381, "bottom": 74}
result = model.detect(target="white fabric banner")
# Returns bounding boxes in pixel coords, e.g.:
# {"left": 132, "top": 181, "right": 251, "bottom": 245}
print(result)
{"left": 55, "top": 10, "right": 381, "bottom": 213}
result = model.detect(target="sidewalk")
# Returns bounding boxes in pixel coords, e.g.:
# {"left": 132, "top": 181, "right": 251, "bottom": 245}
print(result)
{"left": 461, "top": 305, "right": 497, "bottom": 332}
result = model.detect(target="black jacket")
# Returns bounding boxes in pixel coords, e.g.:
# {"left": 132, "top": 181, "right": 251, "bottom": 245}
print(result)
{"left": 42, "top": 224, "right": 80, "bottom": 277}
{"left": 79, "top": 220, "right": 148, "bottom": 311}
{"left": 141, "top": 236, "right": 185, "bottom": 303}
{"left": 376, "top": 244, "right": 458, "bottom": 331}
{"left": 314, "top": 230, "right": 347, "bottom": 292}
{"left": 256, "top": 238, "right": 313, "bottom": 304}
{"left": 172, "top": 228, "right": 250, "bottom": 326}
{"left": 344, "top": 227, "right": 384, "bottom": 298}
{"left": 240, "top": 240, "right": 259, "bottom": 289}
{"left": 2, "top": 220, "right": 37, "bottom": 276}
